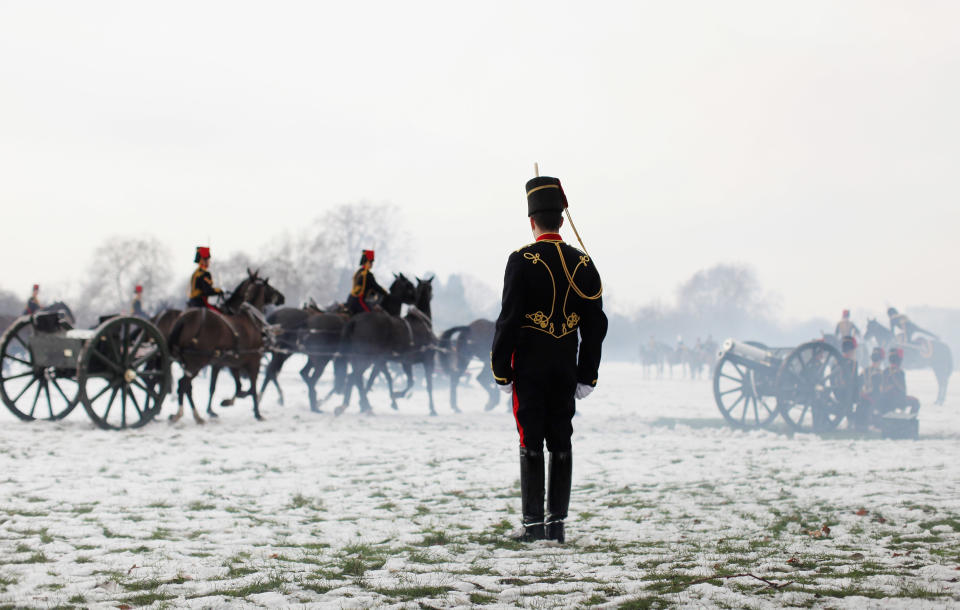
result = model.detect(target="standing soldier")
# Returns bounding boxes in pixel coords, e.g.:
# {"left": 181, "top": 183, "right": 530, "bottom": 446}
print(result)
{"left": 345, "top": 249, "right": 385, "bottom": 314}
{"left": 835, "top": 309, "right": 860, "bottom": 342}
{"left": 491, "top": 174, "right": 607, "bottom": 544}
{"left": 131, "top": 285, "right": 147, "bottom": 318}
{"left": 187, "top": 246, "right": 223, "bottom": 309}
{"left": 23, "top": 284, "right": 40, "bottom": 315}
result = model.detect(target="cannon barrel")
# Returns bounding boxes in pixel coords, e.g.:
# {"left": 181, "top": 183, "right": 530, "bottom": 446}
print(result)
{"left": 718, "top": 339, "right": 777, "bottom": 368}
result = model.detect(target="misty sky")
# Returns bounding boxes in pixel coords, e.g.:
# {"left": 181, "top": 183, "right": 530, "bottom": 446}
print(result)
{"left": 1, "top": 1, "right": 958, "bottom": 320}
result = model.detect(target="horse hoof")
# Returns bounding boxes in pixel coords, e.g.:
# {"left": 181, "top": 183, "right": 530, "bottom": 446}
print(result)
{"left": 451, "top": 406, "right": 462, "bottom": 414}
{"left": 390, "top": 402, "right": 399, "bottom": 411}
{"left": 207, "top": 410, "right": 219, "bottom": 418}
{"left": 255, "top": 414, "right": 265, "bottom": 421}
{"left": 429, "top": 410, "right": 438, "bottom": 417}
{"left": 334, "top": 405, "right": 346, "bottom": 417}
{"left": 310, "top": 407, "right": 324, "bottom": 414}
{"left": 194, "top": 417, "right": 205, "bottom": 425}
{"left": 220, "top": 399, "right": 234, "bottom": 407}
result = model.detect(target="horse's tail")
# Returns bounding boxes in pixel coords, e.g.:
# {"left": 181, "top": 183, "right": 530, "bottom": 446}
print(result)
{"left": 438, "top": 326, "right": 469, "bottom": 376}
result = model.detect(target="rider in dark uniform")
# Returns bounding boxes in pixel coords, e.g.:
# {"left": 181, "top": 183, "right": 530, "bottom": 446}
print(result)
{"left": 187, "top": 247, "right": 223, "bottom": 309}
{"left": 887, "top": 307, "right": 938, "bottom": 343}
{"left": 492, "top": 174, "right": 607, "bottom": 544}
{"left": 345, "top": 249, "right": 385, "bottom": 314}
{"left": 131, "top": 285, "right": 147, "bottom": 318}
{"left": 23, "top": 284, "right": 40, "bottom": 315}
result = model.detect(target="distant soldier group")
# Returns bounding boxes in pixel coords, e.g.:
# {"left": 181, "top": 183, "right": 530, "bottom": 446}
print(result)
{"left": 834, "top": 307, "right": 926, "bottom": 429}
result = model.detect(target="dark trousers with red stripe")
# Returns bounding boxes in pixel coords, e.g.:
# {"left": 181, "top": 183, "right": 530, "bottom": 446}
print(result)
{"left": 513, "top": 373, "right": 576, "bottom": 452}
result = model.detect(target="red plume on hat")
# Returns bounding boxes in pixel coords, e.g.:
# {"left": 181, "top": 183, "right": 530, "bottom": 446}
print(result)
{"left": 359, "top": 249, "right": 375, "bottom": 265}
{"left": 32, "top": 284, "right": 39, "bottom": 291}
{"left": 842, "top": 309, "right": 850, "bottom": 318}
{"left": 195, "top": 246, "right": 211, "bottom": 263}
{"left": 135, "top": 285, "right": 143, "bottom": 294}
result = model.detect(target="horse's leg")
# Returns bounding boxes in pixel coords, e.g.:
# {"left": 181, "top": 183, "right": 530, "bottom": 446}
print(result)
{"left": 479, "top": 367, "right": 498, "bottom": 412}
{"left": 206, "top": 365, "right": 221, "bottom": 417}
{"left": 170, "top": 374, "right": 190, "bottom": 423}
{"left": 356, "top": 360, "right": 376, "bottom": 413}
{"left": 424, "top": 357, "right": 437, "bottom": 416}
{"left": 304, "top": 356, "right": 330, "bottom": 413}
{"left": 335, "top": 361, "right": 357, "bottom": 416}
{"left": 246, "top": 360, "right": 264, "bottom": 421}
{"left": 365, "top": 362, "right": 381, "bottom": 393}
{"left": 259, "top": 352, "right": 288, "bottom": 405}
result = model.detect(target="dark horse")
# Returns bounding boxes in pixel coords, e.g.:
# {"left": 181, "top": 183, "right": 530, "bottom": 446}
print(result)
{"left": 439, "top": 318, "right": 501, "bottom": 412}
{"left": 258, "top": 292, "right": 397, "bottom": 413}
{"left": 332, "top": 274, "right": 417, "bottom": 415}
{"left": 864, "top": 318, "right": 953, "bottom": 405}
{"left": 167, "top": 270, "right": 285, "bottom": 423}
{"left": 389, "top": 277, "right": 447, "bottom": 416}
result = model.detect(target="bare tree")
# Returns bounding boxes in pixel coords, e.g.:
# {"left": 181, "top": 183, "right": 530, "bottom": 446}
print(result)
{"left": 77, "top": 235, "right": 172, "bottom": 321}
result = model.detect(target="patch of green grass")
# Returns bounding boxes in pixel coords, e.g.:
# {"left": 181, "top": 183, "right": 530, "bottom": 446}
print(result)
{"left": 125, "top": 590, "right": 177, "bottom": 606}
{"left": 75, "top": 555, "right": 92, "bottom": 564}
{"left": 68, "top": 594, "right": 85, "bottom": 604}
{"left": 216, "top": 574, "right": 285, "bottom": 597}
{"left": 147, "top": 500, "right": 172, "bottom": 509}
{"left": 187, "top": 500, "right": 216, "bottom": 511}
{"left": 469, "top": 592, "right": 497, "bottom": 604}
{"left": 372, "top": 584, "right": 453, "bottom": 601}
{"left": 337, "top": 543, "right": 386, "bottom": 578}
{"left": 920, "top": 516, "right": 960, "bottom": 532}
{"left": 417, "top": 530, "right": 451, "bottom": 546}
{"left": 414, "top": 504, "right": 430, "bottom": 516}
{"left": 148, "top": 527, "right": 173, "bottom": 540}
{"left": 226, "top": 564, "right": 257, "bottom": 579}
{"left": 407, "top": 550, "right": 446, "bottom": 564}
{"left": 376, "top": 502, "right": 397, "bottom": 511}
{"left": 466, "top": 532, "right": 524, "bottom": 551}
{"left": 582, "top": 593, "right": 607, "bottom": 606}
{"left": 102, "top": 526, "right": 130, "bottom": 539}
{"left": 25, "top": 496, "right": 45, "bottom": 503}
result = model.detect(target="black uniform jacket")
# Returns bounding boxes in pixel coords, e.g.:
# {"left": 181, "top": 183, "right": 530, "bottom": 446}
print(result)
{"left": 188, "top": 267, "right": 219, "bottom": 307}
{"left": 491, "top": 233, "right": 607, "bottom": 388}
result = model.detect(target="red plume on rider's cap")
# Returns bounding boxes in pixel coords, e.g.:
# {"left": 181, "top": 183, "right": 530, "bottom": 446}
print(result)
{"left": 135, "top": 285, "right": 143, "bottom": 294}
{"left": 359, "top": 250, "right": 375, "bottom": 266}
{"left": 32, "top": 284, "right": 38, "bottom": 291}
{"left": 195, "top": 246, "right": 211, "bottom": 263}
{"left": 842, "top": 309, "right": 850, "bottom": 318}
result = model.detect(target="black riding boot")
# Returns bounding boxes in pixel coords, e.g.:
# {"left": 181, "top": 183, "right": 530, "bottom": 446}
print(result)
{"left": 546, "top": 450, "right": 572, "bottom": 543}
{"left": 512, "top": 446, "right": 545, "bottom": 542}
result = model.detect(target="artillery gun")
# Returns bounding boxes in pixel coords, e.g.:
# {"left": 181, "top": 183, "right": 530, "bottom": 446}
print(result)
{"left": 713, "top": 339, "right": 855, "bottom": 433}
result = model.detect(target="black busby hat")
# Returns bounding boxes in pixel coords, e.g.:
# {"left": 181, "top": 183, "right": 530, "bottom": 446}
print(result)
{"left": 525, "top": 176, "right": 567, "bottom": 217}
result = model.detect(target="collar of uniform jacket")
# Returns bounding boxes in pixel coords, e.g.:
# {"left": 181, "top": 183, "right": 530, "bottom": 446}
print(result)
{"left": 535, "top": 233, "right": 563, "bottom": 242}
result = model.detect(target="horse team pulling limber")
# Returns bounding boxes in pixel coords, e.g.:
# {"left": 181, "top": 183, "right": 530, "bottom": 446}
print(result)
{"left": 0, "top": 270, "right": 507, "bottom": 428}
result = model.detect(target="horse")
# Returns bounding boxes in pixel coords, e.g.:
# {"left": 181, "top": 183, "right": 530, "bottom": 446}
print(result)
{"left": 332, "top": 274, "right": 417, "bottom": 415}
{"left": 389, "top": 277, "right": 445, "bottom": 416}
{"left": 257, "top": 298, "right": 361, "bottom": 413}
{"left": 864, "top": 318, "right": 953, "bottom": 405}
{"left": 167, "top": 270, "right": 285, "bottom": 423}
{"left": 439, "top": 319, "right": 500, "bottom": 411}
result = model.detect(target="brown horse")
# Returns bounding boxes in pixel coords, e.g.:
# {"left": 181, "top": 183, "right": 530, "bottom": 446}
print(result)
{"left": 167, "top": 270, "right": 285, "bottom": 423}
{"left": 333, "top": 274, "right": 416, "bottom": 415}
{"left": 439, "top": 318, "right": 500, "bottom": 412}
{"left": 391, "top": 277, "right": 445, "bottom": 415}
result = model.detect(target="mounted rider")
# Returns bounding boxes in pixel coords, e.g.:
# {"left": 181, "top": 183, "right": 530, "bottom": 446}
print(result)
{"left": 345, "top": 249, "right": 386, "bottom": 315}
{"left": 187, "top": 246, "right": 224, "bottom": 310}
{"left": 887, "top": 307, "right": 938, "bottom": 344}
{"left": 23, "top": 284, "right": 40, "bottom": 315}
{"left": 131, "top": 285, "right": 147, "bottom": 318}
{"left": 835, "top": 309, "right": 860, "bottom": 342}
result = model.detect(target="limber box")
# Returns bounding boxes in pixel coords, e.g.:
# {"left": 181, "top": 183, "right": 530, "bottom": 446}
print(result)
{"left": 877, "top": 412, "right": 919, "bottom": 440}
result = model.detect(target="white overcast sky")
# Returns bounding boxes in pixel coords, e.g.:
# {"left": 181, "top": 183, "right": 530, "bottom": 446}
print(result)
{"left": 1, "top": 1, "right": 958, "bottom": 319}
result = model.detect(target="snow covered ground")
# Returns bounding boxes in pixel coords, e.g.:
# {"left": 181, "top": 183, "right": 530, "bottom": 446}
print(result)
{"left": 0, "top": 360, "right": 958, "bottom": 608}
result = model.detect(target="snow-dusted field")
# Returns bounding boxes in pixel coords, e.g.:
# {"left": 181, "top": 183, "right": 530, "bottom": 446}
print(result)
{"left": 1, "top": 360, "right": 958, "bottom": 609}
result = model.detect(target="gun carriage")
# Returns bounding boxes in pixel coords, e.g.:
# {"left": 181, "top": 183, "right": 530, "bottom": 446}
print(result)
{"left": 713, "top": 339, "right": 855, "bottom": 433}
{"left": 0, "top": 312, "right": 171, "bottom": 429}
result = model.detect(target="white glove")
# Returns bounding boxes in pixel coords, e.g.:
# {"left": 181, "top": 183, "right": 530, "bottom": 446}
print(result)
{"left": 575, "top": 383, "right": 594, "bottom": 399}
{"left": 497, "top": 382, "right": 513, "bottom": 395}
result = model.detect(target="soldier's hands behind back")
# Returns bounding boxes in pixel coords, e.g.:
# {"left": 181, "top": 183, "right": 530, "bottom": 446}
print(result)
{"left": 575, "top": 383, "right": 594, "bottom": 400}
{"left": 498, "top": 382, "right": 513, "bottom": 395}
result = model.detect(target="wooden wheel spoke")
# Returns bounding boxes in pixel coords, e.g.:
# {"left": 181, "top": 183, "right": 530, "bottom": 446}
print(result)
{"left": 101, "top": 385, "right": 120, "bottom": 420}
{"left": 130, "top": 378, "right": 160, "bottom": 403}
{"left": 90, "top": 348, "right": 123, "bottom": 374}
{"left": 121, "top": 385, "right": 127, "bottom": 428}
{"left": 3, "top": 370, "right": 36, "bottom": 381}
{"left": 4, "top": 354, "right": 31, "bottom": 366}
{"left": 43, "top": 382, "right": 53, "bottom": 419}
{"left": 127, "top": 388, "right": 144, "bottom": 418}
{"left": 719, "top": 372, "right": 742, "bottom": 383}
{"left": 131, "top": 348, "right": 159, "bottom": 369}
{"left": 719, "top": 386, "right": 743, "bottom": 397}
{"left": 12, "top": 376, "right": 38, "bottom": 403}
{"left": 725, "top": 393, "right": 744, "bottom": 413}
{"left": 50, "top": 377, "right": 74, "bottom": 404}
{"left": 87, "top": 380, "right": 116, "bottom": 404}
{"left": 29, "top": 380, "right": 43, "bottom": 418}
{"left": 12, "top": 334, "right": 30, "bottom": 351}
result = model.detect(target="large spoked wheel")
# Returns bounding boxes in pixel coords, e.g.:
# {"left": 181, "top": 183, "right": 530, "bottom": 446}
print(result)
{"left": 78, "top": 316, "right": 170, "bottom": 430}
{"left": 776, "top": 341, "right": 853, "bottom": 433}
{"left": 713, "top": 352, "right": 778, "bottom": 428}
{"left": 0, "top": 316, "right": 80, "bottom": 421}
